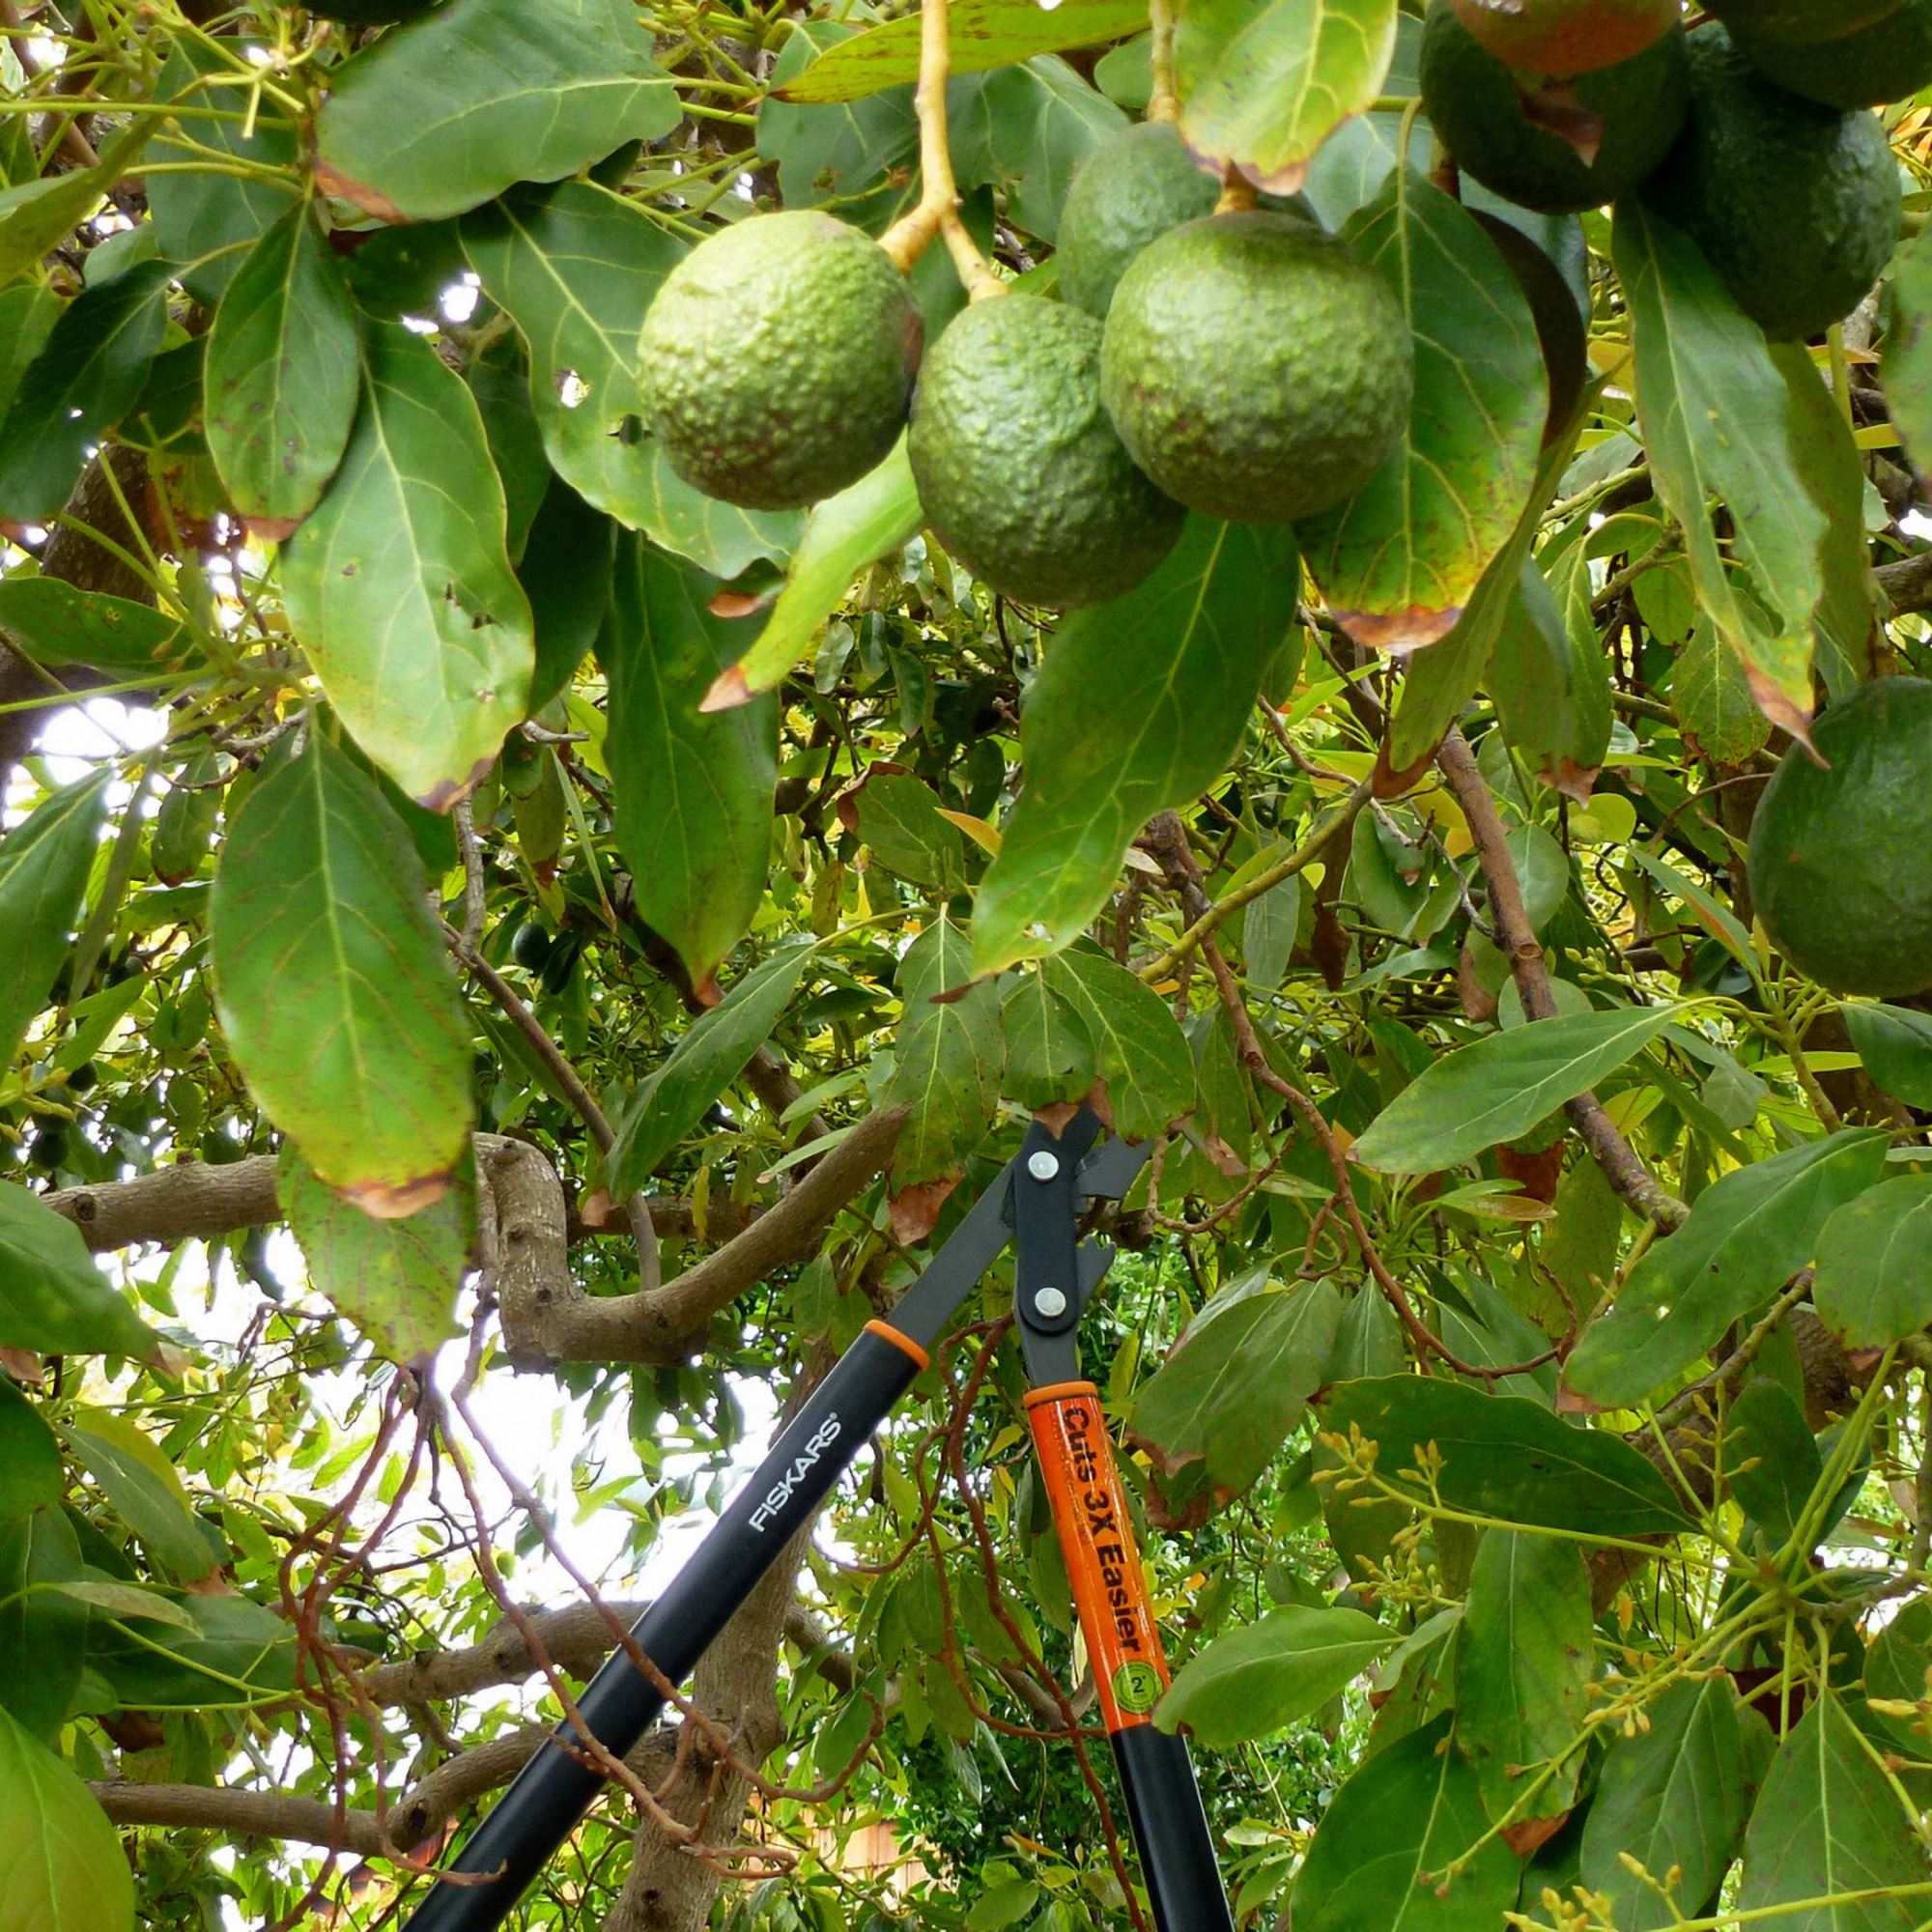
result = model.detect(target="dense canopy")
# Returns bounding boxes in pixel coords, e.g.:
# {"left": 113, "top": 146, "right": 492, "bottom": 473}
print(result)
{"left": 4, "top": 2, "right": 1932, "bottom": 1930}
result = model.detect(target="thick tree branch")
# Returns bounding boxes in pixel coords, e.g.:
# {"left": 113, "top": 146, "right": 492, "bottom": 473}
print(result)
{"left": 1877, "top": 547, "right": 1932, "bottom": 616}
{"left": 2, "top": 447, "right": 158, "bottom": 781}
{"left": 40, "top": 1141, "right": 738, "bottom": 1255}
{"left": 1435, "top": 726, "right": 1689, "bottom": 1231}
{"left": 358, "top": 1600, "right": 852, "bottom": 1708}
{"left": 494, "top": 1107, "right": 906, "bottom": 1368}
{"left": 93, "top": 1726, "right": 676, "bottom": 1861}
{"left": 449, "top": 929, "right": 662, "bottom": 1292}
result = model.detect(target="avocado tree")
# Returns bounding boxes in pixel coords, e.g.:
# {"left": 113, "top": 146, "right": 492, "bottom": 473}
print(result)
{"left": 7, "top": 0, "right": 1932, "bottom": 1927}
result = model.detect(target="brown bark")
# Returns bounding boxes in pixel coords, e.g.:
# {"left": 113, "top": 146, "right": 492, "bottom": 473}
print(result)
{"left": 93, "top": 1725, "right": 677, "bottom": 1861}
{"left": 1878, "top": 547, "right": 1932, "bottom": 616}
{"left": 1435, "top": 727, "right": 1690, "bottom": 1231}
{"left": 2, "top": 446, "right": 159, "bottom": 780}
{"left": 359, "top": 1600, "right": 848, "bottom": 1709}
{"left": 493, "top": 1107, "right": 906, "bottom": 1368}
{"left": 601, "top": 1528, "right": 810, "bottom": 1932}
{"left": 41, "top": 1143, "right": 738, "bottom": 1255}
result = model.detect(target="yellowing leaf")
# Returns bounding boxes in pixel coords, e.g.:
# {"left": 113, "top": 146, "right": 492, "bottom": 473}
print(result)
{"left": 1179, "top": 0, "right": 1400, "bottom": 195}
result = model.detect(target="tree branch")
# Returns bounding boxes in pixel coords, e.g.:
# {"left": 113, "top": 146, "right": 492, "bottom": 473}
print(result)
{"left": 1877, "top": 547, "right": 1932, "bottom": 616}
{"left": 494, "top": 1106, "right": 907, "bottom": 1368}
{"left": 92, "top": 1725, "right": 676, "bottom": 1861}
{"left": 448, "top": 928, "right": 662, "bottom": 1293}
{"left": 1434, "top": 726, "right": 1689, "bottom": 1231}
{"left": 355, "top": 1598, "right": 862, "bottom": 1713}
{"left": 39, "top": 1141, "right": 736, "bottom": 1255}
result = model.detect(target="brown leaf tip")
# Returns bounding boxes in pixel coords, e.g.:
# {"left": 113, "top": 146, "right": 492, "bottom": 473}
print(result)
{"left": 699, "top": 665, "right": 754, "bottom": 714}
{"left": 1338, "top": 606, "right": 1465, "bottom": 653}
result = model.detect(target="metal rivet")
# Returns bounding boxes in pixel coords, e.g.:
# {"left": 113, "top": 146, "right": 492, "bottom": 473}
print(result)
{"left": 1034, "top": 1287, "right": 1068, "bottom": 1319}
{"left": 1026, "top": 1151, "right": 1061, "bottom": 1181}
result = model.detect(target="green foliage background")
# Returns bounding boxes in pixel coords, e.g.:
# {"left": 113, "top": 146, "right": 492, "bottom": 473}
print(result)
{"left": 3, "top": 2, "right": 1932, "bottom": 1929}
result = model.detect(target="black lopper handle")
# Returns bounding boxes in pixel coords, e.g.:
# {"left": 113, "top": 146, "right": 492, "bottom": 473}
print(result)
{"left": 1112, "top": 1726, "right": 1236, "bottom": 1932}
{"left": 405, "top": 1321, "right": 927, "bottom": 1931}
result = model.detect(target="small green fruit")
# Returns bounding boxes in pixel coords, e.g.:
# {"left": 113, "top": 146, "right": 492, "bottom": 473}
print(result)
{"left": 639, "top": 212, "right": 923, "bottom": 511}
{"left": 510, "top": 922, "right": 553, "bottom": 972}
{"left": 1056, "top": 122, "right": 1220, "bottom": 318}
{"left": 1747, "top": 677, "right": 1932, "bottom": 999}
{"left": 1099, "top": 212, "right": 1413, "bottom": 525}
{"left": 910, "top": 293, "right": 1185, "bottom": 609}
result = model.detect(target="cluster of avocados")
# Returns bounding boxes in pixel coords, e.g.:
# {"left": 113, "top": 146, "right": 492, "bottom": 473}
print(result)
{"left": 638, "top": 128, "right": 1415, "bottom": 612}
{"left": 1424, "top": 0, "right": 1916, "bottom": 342}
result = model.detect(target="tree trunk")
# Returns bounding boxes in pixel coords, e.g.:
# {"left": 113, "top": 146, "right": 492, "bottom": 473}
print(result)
{"left": 2, "top": 445, "right": 158, "bottom": 780}
{"left": 600, "top": 1524, "right": 810, "bottom": 1932}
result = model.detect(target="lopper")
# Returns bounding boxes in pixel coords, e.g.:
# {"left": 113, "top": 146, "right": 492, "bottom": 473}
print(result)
{"left": 407, "top": 1106, "right": 1236, "bottom": 1932}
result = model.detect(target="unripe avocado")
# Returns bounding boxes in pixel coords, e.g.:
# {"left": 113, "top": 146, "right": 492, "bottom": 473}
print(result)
{"left": 1706, "top": 0, "right": 1902, "bottom": 43}
{"left": 1099, "top": 213, "right": 1413, "bottom": 525}
{"left": 1423, "top": 4, "right": 1690, "bottom": 215}
{"left": 1747, "top": 677, "right": 1932, "bottom": 998}
{"left": 1056, "top": 122, "right": 1220, "bottom": 318}
{"left": 909, "top": 294, "right": 1185, "bottom": 609}
{"left": 1642, "top": 26, "right": 1899, "bottom": 342}
{"left": 1728, "top": 0, "right": 1932, "bottom": 107}
{"left": 510, "top": 922, "right": 553, "bottom": 972}
{"left": 639, "top": 212, "right": 923, "bottom": 511}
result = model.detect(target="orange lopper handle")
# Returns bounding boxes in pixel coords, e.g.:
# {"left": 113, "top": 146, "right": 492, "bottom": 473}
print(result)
{"left": 1024, "top": 1381, "right": 1170, "bottom": 1733}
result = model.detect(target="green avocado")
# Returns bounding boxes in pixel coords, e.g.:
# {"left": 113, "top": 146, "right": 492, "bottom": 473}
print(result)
{"left": 1422, "top": 3, "right": 1690, "bottom": 216}
{"left": 1099, "top": 212, "right": 1413, "bottom": 525}
{"left": 1707, "top": 0, "right": 1902, "bottom": 43}
{"left": 1056, "top": 122, "right": 1221, "bottom": 318}
{"left": 1747, "top": 677, "right": 1932, "bottom": 999}
{"left": 909, "top": 294, "right": 1185, "bottom": 609}
{"left": 510, "top": 922, "right": 553, "bottom": 972}
{"left": 1642, "top": 26, "right": 1899, "bottom": 341}
{"left": 639, "top": 212, "right": 923, "bottom": 511}
{"left": 1729, "top": 0, "right": 1932, "bottom": 106}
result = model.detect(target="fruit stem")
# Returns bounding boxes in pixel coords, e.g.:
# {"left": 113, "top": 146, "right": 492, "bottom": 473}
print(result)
{"left": 1147, "top": 0, "right": 1179, "bottom": 124}
{"left": 1213, "top": 167, "right": 1257, "bottom": 215}
{"left": 878, "top": 0, "right": 1006, "bottom": 301}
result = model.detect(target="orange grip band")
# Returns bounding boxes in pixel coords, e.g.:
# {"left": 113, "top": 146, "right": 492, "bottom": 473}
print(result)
{"left": 1026, "top": 1383, "right": 1170, "bottom": 1732}
{"left": 864, "top": 1321, "right": 929, "bottom": 1372}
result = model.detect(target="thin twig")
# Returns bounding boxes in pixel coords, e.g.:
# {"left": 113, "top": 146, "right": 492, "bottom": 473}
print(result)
{"left": 1138, "top": 780, "right": 1371, "bottom": 985}
{"left": 877, "top": 0, "right": 1003, "bottom": 297}
{"left": 1147, "top": 0, "right": 1179, "bottom": 122}
{"left": 443, "top": 923, "right": 663, "bottom": 1291}
{"left": 1435, "top": 726, "right": 1689, "bottom": 1232}
{"left": 452, "top": 800, "right": 485, "bottom": 952}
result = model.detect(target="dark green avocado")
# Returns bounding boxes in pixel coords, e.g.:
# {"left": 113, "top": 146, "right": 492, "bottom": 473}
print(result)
{"left": 1747, "top": 676, "right": 1932, "bottom": 998}
{"left": 1642, "top": 25, "right": 1899, "bottom": 341}
{"left": 1707, "top": 0, "right": 1901, "bottom": 43}
{"left": 909, "top": 293, "right": 1184, "bottom": 609}
{"left": 1423, "top": 2, "right": 1690, "bottom": 216}
{"left": 638, "top": 211, "right": 923, "bottom": 511}
{"left": 1056, "top": 122, "right": 1221, "bottom": 318}
{"left": 1729, "top": 0, "right": 1932, "bottom": 107}
{"left": 1098, "top": 212, "right": 1413, "bottom": 524}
